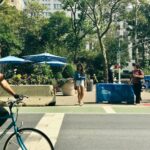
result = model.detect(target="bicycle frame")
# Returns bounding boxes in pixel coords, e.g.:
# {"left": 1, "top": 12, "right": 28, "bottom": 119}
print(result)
{"left": 0, "top": 115, "right": 13, "bottom": 141}
{"left": 0, "top": 108, "right": 27, "bottom": 150}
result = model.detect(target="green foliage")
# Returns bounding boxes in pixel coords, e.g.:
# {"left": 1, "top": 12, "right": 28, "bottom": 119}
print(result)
{"left": 1, "top": 0, "right": 150, "bottom": 82}
{"left": 33, "top": 64, "right": 53, "bottom": 78}
{"left": 65, "top": 0, "right": 128, "bottom": 81}
{"left": 0, "top": 3, "right": 22, "bottom": 56}
{"left": 21, "top": 1, "right": 48, "bottom": 55}
{"left": 57, "top": 78, "right": 73, "bottom": 87}
{"left": 25, "top": 0, "right": 46, "bottom": 19}
{"left": 55, "top": 72, "right": 63, "bottom": 79}
{"left": 125, "top": 1, "right": 150, "bottom": 66}
{"left": 8, "top": 73, "right": 54, "bottom": 85}
{"left": 62, "top": 0, "right": 93, "bottom": 61}
{"left": 75, "top": 50, "right": 105, "bottom": 81}
{"left": 30, "top": 64, "right": 54, "bottom": 84}
{"left": 104, "top": 34, "right": 129, "bottom": 66}
{"left": 62, "top": 64, "right": 75, "bottom": 78}
{"left": 41, "top": 12, "right": 71, "bottom": 56}
{"left": 143, "top": 67, "right": 150, "bottom": 75}
{"left": 8, "top": 74, "right": 22, "bottom": 85}
{"left": 8, "top": 64, "right": 54, "bottom": 85}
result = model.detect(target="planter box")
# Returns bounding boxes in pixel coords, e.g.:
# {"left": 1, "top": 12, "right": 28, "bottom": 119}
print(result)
{"left": 61, "top": 80, "right": 76, "bottom": 96}
{"left": 0, "top": 85, "right": 56, "bottom": 106}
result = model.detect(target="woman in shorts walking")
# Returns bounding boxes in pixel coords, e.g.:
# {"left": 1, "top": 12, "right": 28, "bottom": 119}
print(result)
{"left": 74, "top": 63, "right": 86, "bottom": 106}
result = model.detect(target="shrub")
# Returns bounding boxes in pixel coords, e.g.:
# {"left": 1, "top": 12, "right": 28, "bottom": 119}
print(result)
{"left": 62, "top": 64, "right": 75, "bottom": 78}
{"left": 57, "top": 78, "right": 73, "bottom": 87}
{"left": 33, "top": 64, "right": 53, "bottom": 78}
{"left": 8, "top": 74, "right": 22, "bottom": 85}
{"left": 8, "top": 64, "right": 55, "bottom": 85}
{"left": 8, "top": 73, "right": 54, "bottom": 85}
{"left": 143, "top": 67, "right": 150, "bottom": 75}
{"left": 55, "top": 72, "right": 63, "bottom": 79}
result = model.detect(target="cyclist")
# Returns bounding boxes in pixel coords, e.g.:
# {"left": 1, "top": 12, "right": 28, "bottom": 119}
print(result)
{"left": 0, "top": 73, "right": 19, "bottom": 127}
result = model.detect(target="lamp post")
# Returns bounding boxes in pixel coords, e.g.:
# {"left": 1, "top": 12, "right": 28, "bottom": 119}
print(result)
{"left": 126, "top": 1, "right": 140, "bottom": 63}
{"left": 134, "top": 0, "right": 140, "bottom": 63}
{"left": 118, "top": 38, "right": 121, "bottom": 84}
{"left": 116, "top": 21, "right": 124, "bottom": 84}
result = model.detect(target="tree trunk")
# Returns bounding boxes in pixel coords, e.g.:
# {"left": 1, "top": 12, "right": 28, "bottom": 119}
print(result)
{"left": 99, "top": 38, "right": 108, "bottom": 82}
{"left": 96, "top": 31, "right": 108, "bottom": 82}
{"left": 73, "top": 48, "right": 78, "bottom": 63}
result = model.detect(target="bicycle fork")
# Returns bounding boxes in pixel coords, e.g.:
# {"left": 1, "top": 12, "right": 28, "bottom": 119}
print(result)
{"left": 16, "top": 132, "right": 27, "bottom": 150}
{"left": 11, "top": 113, "right": 27, "bottom": 150}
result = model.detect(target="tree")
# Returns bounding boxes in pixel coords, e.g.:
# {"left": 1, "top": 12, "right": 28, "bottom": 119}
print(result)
{"left": 105, "top": 32, "right": 129, "bottom": 66}
{"left": 41, "top": 12, "right": 71, "bottom": 56}
{"left": 62, "top": 0, "right": 94, "bottom": 62}
{"left": 126, "top": 0, "right": 150, "bottom": 67}
{"left": 67, "top": 0, "right": 129, "bottom": 82}
{"left": 0, "top": 3, "right": 22, "bottom": 56}
{"left": 20, "top": 0, "right": 48, "bottom": 55}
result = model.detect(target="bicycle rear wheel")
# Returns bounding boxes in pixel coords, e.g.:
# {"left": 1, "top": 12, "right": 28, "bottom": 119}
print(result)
{"left": 3, "top": 128, "right": 54, "bottom": 150}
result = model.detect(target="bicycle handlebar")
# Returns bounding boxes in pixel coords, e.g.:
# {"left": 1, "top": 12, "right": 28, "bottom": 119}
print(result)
{"left": 7, "top": 95, "right": 28, "bottom": 108}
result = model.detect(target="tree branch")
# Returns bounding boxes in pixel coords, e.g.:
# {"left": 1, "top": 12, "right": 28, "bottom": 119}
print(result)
{"left": 100, "top": 0, "right": 122, "bottom": 38}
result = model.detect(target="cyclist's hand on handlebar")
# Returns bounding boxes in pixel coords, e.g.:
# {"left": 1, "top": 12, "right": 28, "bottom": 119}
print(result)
{"left": 14, "top": 94, "right": 24, "bottom": 100}
{"left": 14, "top": 94, "right": 20, "bottom": 99}
{"left": 7, "top": 95, "right": 28, "bottom": 106}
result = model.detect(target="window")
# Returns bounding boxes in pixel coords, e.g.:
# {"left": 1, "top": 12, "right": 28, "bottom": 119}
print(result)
{"left": 54, "top": 4, "right": 62, "bottom": 9}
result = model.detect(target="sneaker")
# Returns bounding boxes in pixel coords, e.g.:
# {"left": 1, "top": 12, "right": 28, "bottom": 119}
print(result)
{"left": 80, "top": 101, "right": 84, "bottom": 106}
{"left": 75, "top": 101, "right": 80, "bottom": 106}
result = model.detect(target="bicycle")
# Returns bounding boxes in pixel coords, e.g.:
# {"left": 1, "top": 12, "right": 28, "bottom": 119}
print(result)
{"left": 0, "top": 96, "right": 54, "bottom": 150}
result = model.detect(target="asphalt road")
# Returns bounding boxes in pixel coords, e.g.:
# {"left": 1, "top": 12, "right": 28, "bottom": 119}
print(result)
{"left": 55, "top": 114, "right": 150, "bottom": 150}
{"left": 1, "top": 113, "right": 150, "bottom": 150}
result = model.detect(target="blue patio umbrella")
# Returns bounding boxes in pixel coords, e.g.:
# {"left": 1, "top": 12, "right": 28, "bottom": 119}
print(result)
{"left": 0, "top": 56, "right": 31, "bottom": 64}
{"left": 40, "top": 60, "right": 67, "bottom": 67}
{"left": 23, "top": 52, "right": 67, "bottom": 63}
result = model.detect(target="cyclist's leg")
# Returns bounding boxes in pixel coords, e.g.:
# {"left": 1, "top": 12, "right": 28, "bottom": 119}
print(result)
{"left": 0, "top": 106, "right": 9, "bottom": 127}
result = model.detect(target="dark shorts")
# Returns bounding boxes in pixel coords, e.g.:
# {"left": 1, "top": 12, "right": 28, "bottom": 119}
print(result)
{"left": 0, "top": 107, "right": 9, "bottom": 126}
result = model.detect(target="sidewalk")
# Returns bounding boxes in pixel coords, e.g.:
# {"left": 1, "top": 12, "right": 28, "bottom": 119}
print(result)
{"left": 0, "top": 87, "right": 149, "bottom": 106}
{"left": 56, "top": 86, "right": 150, "bottom": 106}
{"left": 56, "top": 88, "right": 96, "bottom": 106}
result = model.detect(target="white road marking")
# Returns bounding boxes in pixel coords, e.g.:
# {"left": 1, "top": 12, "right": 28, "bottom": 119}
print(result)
{"left": 16, "top": 113, "right": 64, "bottom": 150}
{"left": 35, "top": 113, "right": 64, "bottom": 146}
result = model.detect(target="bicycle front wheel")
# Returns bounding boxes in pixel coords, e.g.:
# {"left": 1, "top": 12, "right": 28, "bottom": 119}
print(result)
{"left": 3, "top": 128, "right": 54, "bottom": 150}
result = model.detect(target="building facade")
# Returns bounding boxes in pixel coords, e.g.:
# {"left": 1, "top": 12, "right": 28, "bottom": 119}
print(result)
{"left": 8, "top": 0, "right": 24, "bottom": 10}
{"left": 27, "top": 0, "right": 63, "bottom": 17}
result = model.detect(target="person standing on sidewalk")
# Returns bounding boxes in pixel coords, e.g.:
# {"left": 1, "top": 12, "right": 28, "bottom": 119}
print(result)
{"left": 0, "top": 73, "right": 20, "bottom": 126}
{"left": 74, "top": 63, "right": 86, "bottom": 106}
{"left": 131, "top": 63, "right": 144, "bottom": 104}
